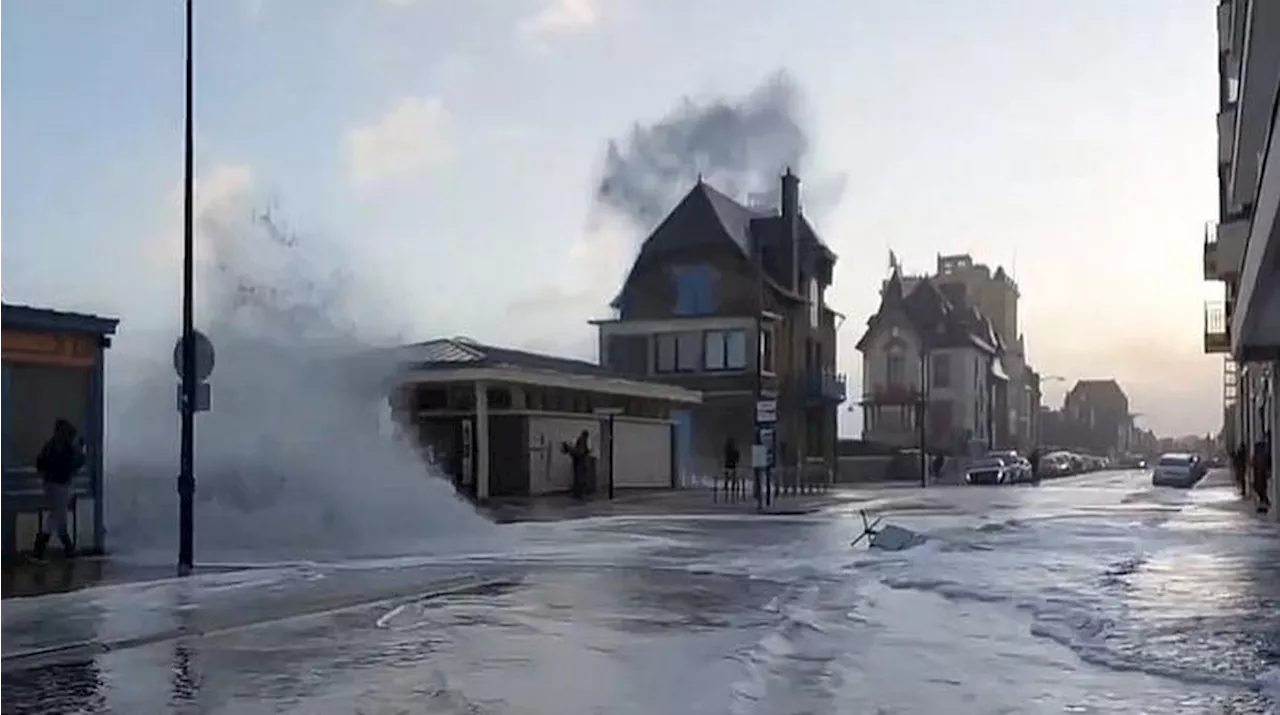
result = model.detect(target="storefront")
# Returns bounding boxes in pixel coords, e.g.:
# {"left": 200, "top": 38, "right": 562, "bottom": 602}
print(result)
{"left": 2, "top": 304, "right": 118, "bottom": 557}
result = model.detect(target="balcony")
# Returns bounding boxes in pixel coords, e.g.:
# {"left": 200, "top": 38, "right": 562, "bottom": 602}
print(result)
{"left": 1219, "top": 104, "right": 1237, "bottom": 166}
{"left": 1204, "top": 218, "right": 1249, "bottom": 280}
{"left": 1218, "top": 0, "right": 1233, "bottom": 57}
{"left": 859, "top": 382, "right": 920, "bottom": 406}
{"left": 804, "top": 370, "right": 847, "bottom": 403}
{"left": 1205, "top": 301, "right": 1231, "bottom": 354}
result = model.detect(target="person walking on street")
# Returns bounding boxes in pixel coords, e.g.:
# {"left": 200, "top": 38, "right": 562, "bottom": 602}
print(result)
{"left": 1233, "top": 443, "right": 1249, "bottom": 498}
{"left": 722, "top": 438, "right": 741, "bottom": 497}
{"left": 33, "top": 419, "right": 86, "bottom": 559}
{"left": 1029, "top": 448, "right": 1042, "bottom": 485}
{"left": 1253, "top": 439, "right": 1272, "bottom": 514}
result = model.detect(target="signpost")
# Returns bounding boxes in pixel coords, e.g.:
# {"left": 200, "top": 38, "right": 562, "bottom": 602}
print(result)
{"left": 754, "top": 397, "right": 777, "bottom": 511}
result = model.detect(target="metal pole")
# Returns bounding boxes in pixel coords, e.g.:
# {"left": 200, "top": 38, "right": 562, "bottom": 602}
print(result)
{"left": 754, "top": 238, "right": 765, "bottom": 513}
{"left": 918, "top": 350, "right": 928, "bottom": 488}
{"left": 607, "top": 413, "right": 616, "bottom": 500}
{"left": 177, "top": 0, "right": 196, "bottom": 575}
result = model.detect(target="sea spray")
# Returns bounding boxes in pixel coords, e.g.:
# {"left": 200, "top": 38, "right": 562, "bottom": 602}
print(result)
{"left": 105, "top": 205, "right": 497, "bottom": 562}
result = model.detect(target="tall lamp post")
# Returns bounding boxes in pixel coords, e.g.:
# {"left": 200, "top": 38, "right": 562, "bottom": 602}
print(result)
{"left": 917, "top": 347, "right": 930, "bottom": 488}
{"left": 177, "top": 0, "right": 197, "bottom": 575}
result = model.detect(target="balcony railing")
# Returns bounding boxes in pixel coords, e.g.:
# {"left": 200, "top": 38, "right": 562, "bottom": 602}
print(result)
{"left": 804, "top": 371, "right": 847, "bottom": 403}
{"left": 1205, "top": 301, "right": 1230, "bottom": 354}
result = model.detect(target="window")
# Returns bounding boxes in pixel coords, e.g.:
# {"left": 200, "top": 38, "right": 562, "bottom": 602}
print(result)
{"left": 676, "top": 332, "right": 701, "bottom": 371}
{"left": 655, "top": 333, "right": 702, "bottom": 373}
{"left": 932, "top": 354, "right": 951, "bottom": 388}
{"left": 655, "top": 334, "right": 677, "bottom": 373}
{"left": 887, "top": 351, "right": 905, "bottom": 386}
{"left": 759, "top": 326, "right": 776, "bottom": 373}
{"left": 808, "top": 278, "right": 820, "bottom": 327}
{"left": 673, "top": 265, "right": 718, "bottom": 316}
{"left": 704, "top": 330, "right": 747, "bottom": 370}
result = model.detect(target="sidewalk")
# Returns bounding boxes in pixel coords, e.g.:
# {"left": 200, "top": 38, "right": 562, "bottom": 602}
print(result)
{"left": 481, "top": 486, "right": 882, "bottom": 523}
{"left": 1, "top": 558, "right": 229, "bottom": 600}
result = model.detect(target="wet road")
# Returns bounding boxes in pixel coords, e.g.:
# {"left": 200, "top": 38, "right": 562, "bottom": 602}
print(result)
{"left": 5, "top": 470, "right": 1280, "bottom": 714}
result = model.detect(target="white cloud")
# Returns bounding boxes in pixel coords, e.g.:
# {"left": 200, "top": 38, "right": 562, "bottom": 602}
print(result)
{"left": 520, "top": 0, "right": 605, "bottom": 43}
{"left": 346, "top": 97, "right": 453, "bottom": 188}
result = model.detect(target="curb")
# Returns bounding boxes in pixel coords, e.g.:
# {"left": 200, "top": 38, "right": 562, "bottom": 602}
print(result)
{"left": 2, "top": 573, "right": 511, "bottom": 673}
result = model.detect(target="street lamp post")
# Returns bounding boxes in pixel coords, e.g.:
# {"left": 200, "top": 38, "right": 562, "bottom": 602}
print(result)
{"left": 177, "top": 0, "right": 197, "bottom": 575}
{"left": 918, "top": 348, "right": 929, "bottom": 488}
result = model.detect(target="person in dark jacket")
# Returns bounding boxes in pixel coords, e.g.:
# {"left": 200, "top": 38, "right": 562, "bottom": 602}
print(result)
{"left": 722, "top": 438, "right": 741, "bottom": 494}
{"left": 33, "top": 419, "right": 86, "bottom": 559}
{"left": 1253, "top": 439, "right": 1272, "bottom": 513}
{"left": 564, "top": 430, "right": 592, "bottom": 500}
{"left": 1233, "top": 443, "right": 1249, "bottom": 498}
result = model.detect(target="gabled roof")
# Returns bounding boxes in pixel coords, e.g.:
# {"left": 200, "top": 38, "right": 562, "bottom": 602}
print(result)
{"left": 855, "top": 272, "right": 998, "bottom": 354}
{"left": 1064, "top": 379, "right": 1129, "bottom": 413}
{"left": 611, "top": 178, "right": 834, "bottom": 309}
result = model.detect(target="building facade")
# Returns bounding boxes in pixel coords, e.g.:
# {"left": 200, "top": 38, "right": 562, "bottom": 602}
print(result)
{"left": 1060, "top": 379, "right": 1132, "bottom": 458}
{"left": 594, "top": 171, "right": 845, "bottom": 483}
{"left": 386, "top": 338, "right": 701, "bottom": 500}
{"left": 857, "top": 271, "right": 1005, "bottom": 456}
{"left": 1207, "top": 0, "right": 1280, "bottom": 516}
{"left": 881, "top": 254, "right": 1041, "bottom": 450}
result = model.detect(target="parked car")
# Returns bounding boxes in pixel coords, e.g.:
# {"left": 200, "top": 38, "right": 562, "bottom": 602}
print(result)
{"left": 1039, "top": 452, "right": 1075, "bottom": 478}
{"left": 966, "top": 455, "right": 1025, "bottom": 485}
{"left": 1151, "top": 453, "right": 1206, "bottom": 488}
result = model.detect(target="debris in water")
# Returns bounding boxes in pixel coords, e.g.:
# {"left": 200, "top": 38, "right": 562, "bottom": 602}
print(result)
{"left": 851, "top": 509, "right": 927, "bottom": 551}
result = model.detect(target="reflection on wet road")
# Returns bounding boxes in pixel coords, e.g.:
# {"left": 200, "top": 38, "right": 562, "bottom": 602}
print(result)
{"left": 5, "top": 471, "right": 1280, "bottom": 714}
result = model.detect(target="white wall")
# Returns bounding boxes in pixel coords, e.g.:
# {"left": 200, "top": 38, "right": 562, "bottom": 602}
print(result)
{"left": 526, "top": 415, "right": 599, "bottom": 496}
{"left": 613, "top": 418, "right": 672, "bottom": 488}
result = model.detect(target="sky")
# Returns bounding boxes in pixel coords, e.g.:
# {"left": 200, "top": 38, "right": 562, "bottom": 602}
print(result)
{"left": 2, "top": 0, "right": 1223, "bottom": 438}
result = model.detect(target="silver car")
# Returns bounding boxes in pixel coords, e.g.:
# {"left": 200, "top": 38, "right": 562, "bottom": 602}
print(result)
{"left": 1151, "top": 453, "right": 1204, "bottom": 488}
{"left": 966, "top": 456, "right": 1013, "bottom": 485}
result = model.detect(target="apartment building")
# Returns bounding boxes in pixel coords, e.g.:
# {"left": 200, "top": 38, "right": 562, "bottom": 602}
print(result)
{"left": 1207, "top": 0, "right": 1280, "bottom": 516}
{"left": 593, "top": 171, "right": 845, "bottom": 482}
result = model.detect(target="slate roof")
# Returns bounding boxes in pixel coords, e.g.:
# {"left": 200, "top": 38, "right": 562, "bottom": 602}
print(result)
{"left": 610, "top": 178, "right": 834, "bottom": 308}
{"left": 1, "top": 303, "right": 119, "bottom": 335}
{"left": 401, "top": 337, "right": 609, "bottom": 377}
{"left": 854, "top": 271, "right": 999, "bottom": 354}
{"left": 1064, "top": 379, "right": 1130, "bottom": 414}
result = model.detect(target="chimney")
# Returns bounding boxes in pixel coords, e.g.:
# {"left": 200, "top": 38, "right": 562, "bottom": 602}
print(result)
{"left": 781, "top": 168, "right": 800, "bottom": 292}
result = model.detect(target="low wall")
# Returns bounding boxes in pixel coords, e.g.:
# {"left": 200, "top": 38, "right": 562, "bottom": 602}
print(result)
{"left": 836, "top": 455, "right": 973, "bottom": 485}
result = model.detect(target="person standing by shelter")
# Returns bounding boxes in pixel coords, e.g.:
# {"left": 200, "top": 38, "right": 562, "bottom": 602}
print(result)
{"left": 565, "top": 430, "right": 593, "bottom": 501}
{"left": 33, "top": 419, "right": 85, "bottom": 559}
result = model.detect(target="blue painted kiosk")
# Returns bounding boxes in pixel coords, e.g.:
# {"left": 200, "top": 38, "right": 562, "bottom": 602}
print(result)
{"left": 2, "top": 304, "right": 118, "bottom": 558}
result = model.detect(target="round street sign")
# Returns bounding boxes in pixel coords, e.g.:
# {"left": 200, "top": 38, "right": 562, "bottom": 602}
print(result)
{"left": 173, "top": 330, "right": 216, "bottom": 382}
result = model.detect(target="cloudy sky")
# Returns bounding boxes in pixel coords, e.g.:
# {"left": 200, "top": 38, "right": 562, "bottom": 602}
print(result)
{"left": 3, "top": 0, "right": 1221, "bottom": 438}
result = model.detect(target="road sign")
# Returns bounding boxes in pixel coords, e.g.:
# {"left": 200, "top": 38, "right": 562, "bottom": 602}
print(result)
{"left": 755, "top": 399, "right": 777, "bottom": 424}
{"left": 173, "top": 330, "right": 216, "bottom": 382}
{"left": 176, "top": 382, "right": 211, "bottom": 412}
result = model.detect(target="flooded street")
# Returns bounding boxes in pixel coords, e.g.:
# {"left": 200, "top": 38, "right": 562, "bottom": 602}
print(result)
{"left": 6, "top": 471, "right": 1280, "bottom": 714}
